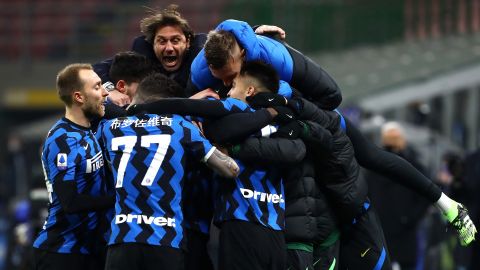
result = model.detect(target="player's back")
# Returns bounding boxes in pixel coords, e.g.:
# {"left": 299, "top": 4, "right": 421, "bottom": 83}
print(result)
{"left": 214, "top": 158, "right": 285, "bottom": 231}
{"left": 98, "top": 113, "right": 214, "bottom": 249}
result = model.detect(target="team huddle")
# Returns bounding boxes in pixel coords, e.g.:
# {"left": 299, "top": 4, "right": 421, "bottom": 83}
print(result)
{"left": 32, "top": 5, "right": 477, "bottom": 270}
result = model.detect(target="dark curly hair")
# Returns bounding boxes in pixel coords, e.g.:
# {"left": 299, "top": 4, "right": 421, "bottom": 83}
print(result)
{"left": 134, "top": 72, "right": 184, "bottom": 103}
{"left": 109, "top": 51, "right": 151, "bottom": 85}
{"left": 140, "top": 4, "right": 194, "bottom": 46}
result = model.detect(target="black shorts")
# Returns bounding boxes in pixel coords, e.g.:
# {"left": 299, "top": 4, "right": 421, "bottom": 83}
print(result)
{"left": 339, "top": 207, "right": 392, "bottom": 270}
{"left": 219, "top": 220, "right": 286, "bottom": 270}
{"left": 185, "top": 229, "right": 214, "bottom": 270}
{"left": 313, "top": 242, "right": 340, "bottom": 270}
{"left": 287, "top": 248, "right": 313, "bottom": 270}
{"left": 33, "top": 248, "right": 97, "bottom": 270}
{"left": 286, "top": 242, "right": 340, "bottom": 270}
{"left": 104, "top": 243, "right": 183, "bottom": 270}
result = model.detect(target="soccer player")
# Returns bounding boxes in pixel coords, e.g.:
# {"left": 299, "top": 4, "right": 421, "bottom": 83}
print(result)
{"left": 90, "top": 51, "right": 154, "bottom": 123}
{"left": 224, "top": 62, "right": 341, "bottom": 270}
{"left": 270, "top": 96, "right": 389, "bottom": 270}
{"left": 33, "top": 64, "right": 113, "bottom": 270}
{"left": 190, "top": 19, "right": 477, "bottom": 248}
{"left": 212, "top": 61, "right": 306, "bottom": 270}
{"left": 191, "top": 19, "right": 341, "bottom": 109}
{"left": 106, "top": 51, "right": 151, "bottom": 104}
{"left": 97, "top": 73, "right": 239, "bottom": 270}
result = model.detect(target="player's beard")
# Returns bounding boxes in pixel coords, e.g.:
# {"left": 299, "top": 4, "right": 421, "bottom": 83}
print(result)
{"left": 83, "top": 97, "right": 104, "bottom": 121}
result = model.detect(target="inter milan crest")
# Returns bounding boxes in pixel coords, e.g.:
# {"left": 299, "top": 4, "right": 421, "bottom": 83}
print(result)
{"left": 57, "top": 153, "right": 67, "bottom": 170}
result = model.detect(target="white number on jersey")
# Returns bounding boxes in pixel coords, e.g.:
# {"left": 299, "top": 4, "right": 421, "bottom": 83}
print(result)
{"left": 111, "top": 135, "right": 171, "bottom": 188}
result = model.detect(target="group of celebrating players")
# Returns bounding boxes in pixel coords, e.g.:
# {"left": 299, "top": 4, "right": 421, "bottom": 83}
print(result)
{"left": 32, "top": 4, "right": 477, "bottom": 270}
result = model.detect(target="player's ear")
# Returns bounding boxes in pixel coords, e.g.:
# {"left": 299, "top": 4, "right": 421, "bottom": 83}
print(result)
{"left": 246, "top": 86, "right": 255, "bottom": 97}
{"left": 115, "top": 80, "right": 127, "bottom": 94}
{"left": 185, "top": 36, "right": 191, "bottom": 50}
{"left": 240, "top": 47, "right": 245, "bottom": 57}
{"left": 73, "top": 90, "right": 85, "bottom": 104}
{"left": 238, "top": 48, "right": 246, "bottom": 63}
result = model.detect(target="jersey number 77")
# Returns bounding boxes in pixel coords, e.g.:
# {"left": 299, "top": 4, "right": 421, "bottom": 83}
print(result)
{"left": 111, "top": 134, "right": 171, "bottom": 188}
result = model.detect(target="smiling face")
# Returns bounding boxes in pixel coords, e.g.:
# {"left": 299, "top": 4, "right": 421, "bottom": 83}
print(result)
{"left": 78, "top": 69, "right": 109, "bottom": 120}
{"left": 153, "top": 25, "right": 190, "bottom": 72}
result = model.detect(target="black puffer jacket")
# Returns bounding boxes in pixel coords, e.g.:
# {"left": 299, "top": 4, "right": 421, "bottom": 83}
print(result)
{"left": 283, "top": 153, "right": 339, "bottom": 244}
{"left": 297, "top": 99, "right": 368, "bottom": 223}
{"left": 232, "top": 130, "right": 339, "bottom": 244}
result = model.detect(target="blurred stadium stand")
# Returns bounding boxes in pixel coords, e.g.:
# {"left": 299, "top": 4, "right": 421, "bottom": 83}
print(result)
{"left": 311, "top": 32, "right": 480, "bottom": 149}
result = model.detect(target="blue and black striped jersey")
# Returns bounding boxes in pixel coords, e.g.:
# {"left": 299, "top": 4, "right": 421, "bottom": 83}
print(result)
{"left": 98, "top": 114, "right": 214, "bottom": 249}
{"left": 183, "top": 161, "right": 215, "bottom": 234}
{"left": 184, "top": 98, "right": 286, "bottom": 230}
{"left": 33, "top": 117, "right": 106, "bottom": 254}
{"left": 183, "top": 97, "right": 252, "bottom": 234}
{"left": 214, "top": 97, "right": 254, "bottom": 113}
{"left": 214, "top": 160, "right": 285, "bottom": 231}
{"left": 172, "top": 98, "right": 285, "bottom": 231}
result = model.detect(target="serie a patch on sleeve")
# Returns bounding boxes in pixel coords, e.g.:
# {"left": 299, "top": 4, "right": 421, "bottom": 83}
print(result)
{"left": 57, "top": 153, "right": 68, "bottom": 170}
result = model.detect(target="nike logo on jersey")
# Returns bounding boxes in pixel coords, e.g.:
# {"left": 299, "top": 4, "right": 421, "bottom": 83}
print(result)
{"left": 240, "top": 188, "right": 284, "bottom": 203}
{"left": 361, "top": 247, "right": 371, "bottom": 257}
{"left": 268, "top": 98, "right": 274, "bottom": 101}
{"left": 83, "top": 143, "right": 89, "bottom": 150}
{"left": 289, "top": 130, "right": 293, "bottom": 136}
{"left": 286, "top": 114, "right": 293, "bottom": 119}
{"left": 115, "top": 214, "right": 176, "bottom": 227}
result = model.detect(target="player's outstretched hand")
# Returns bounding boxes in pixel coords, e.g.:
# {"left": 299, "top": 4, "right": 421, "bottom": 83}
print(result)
{"left": 246, "top": 92, "right": 287, "bottom": 109}
{"left": 272, "top": 106, "right": 297, "bottom": 124}
{"left": 272, "top": 121, "right": 305, "bottom": 139}
{"left": 254, "top": 25, "right": 286, "bottom": 40}
{"left": 106, "top": 89, "right": 130, "bottom": 107}
{"left": 190, "top": 88, "right": 219, "bottom": 100}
